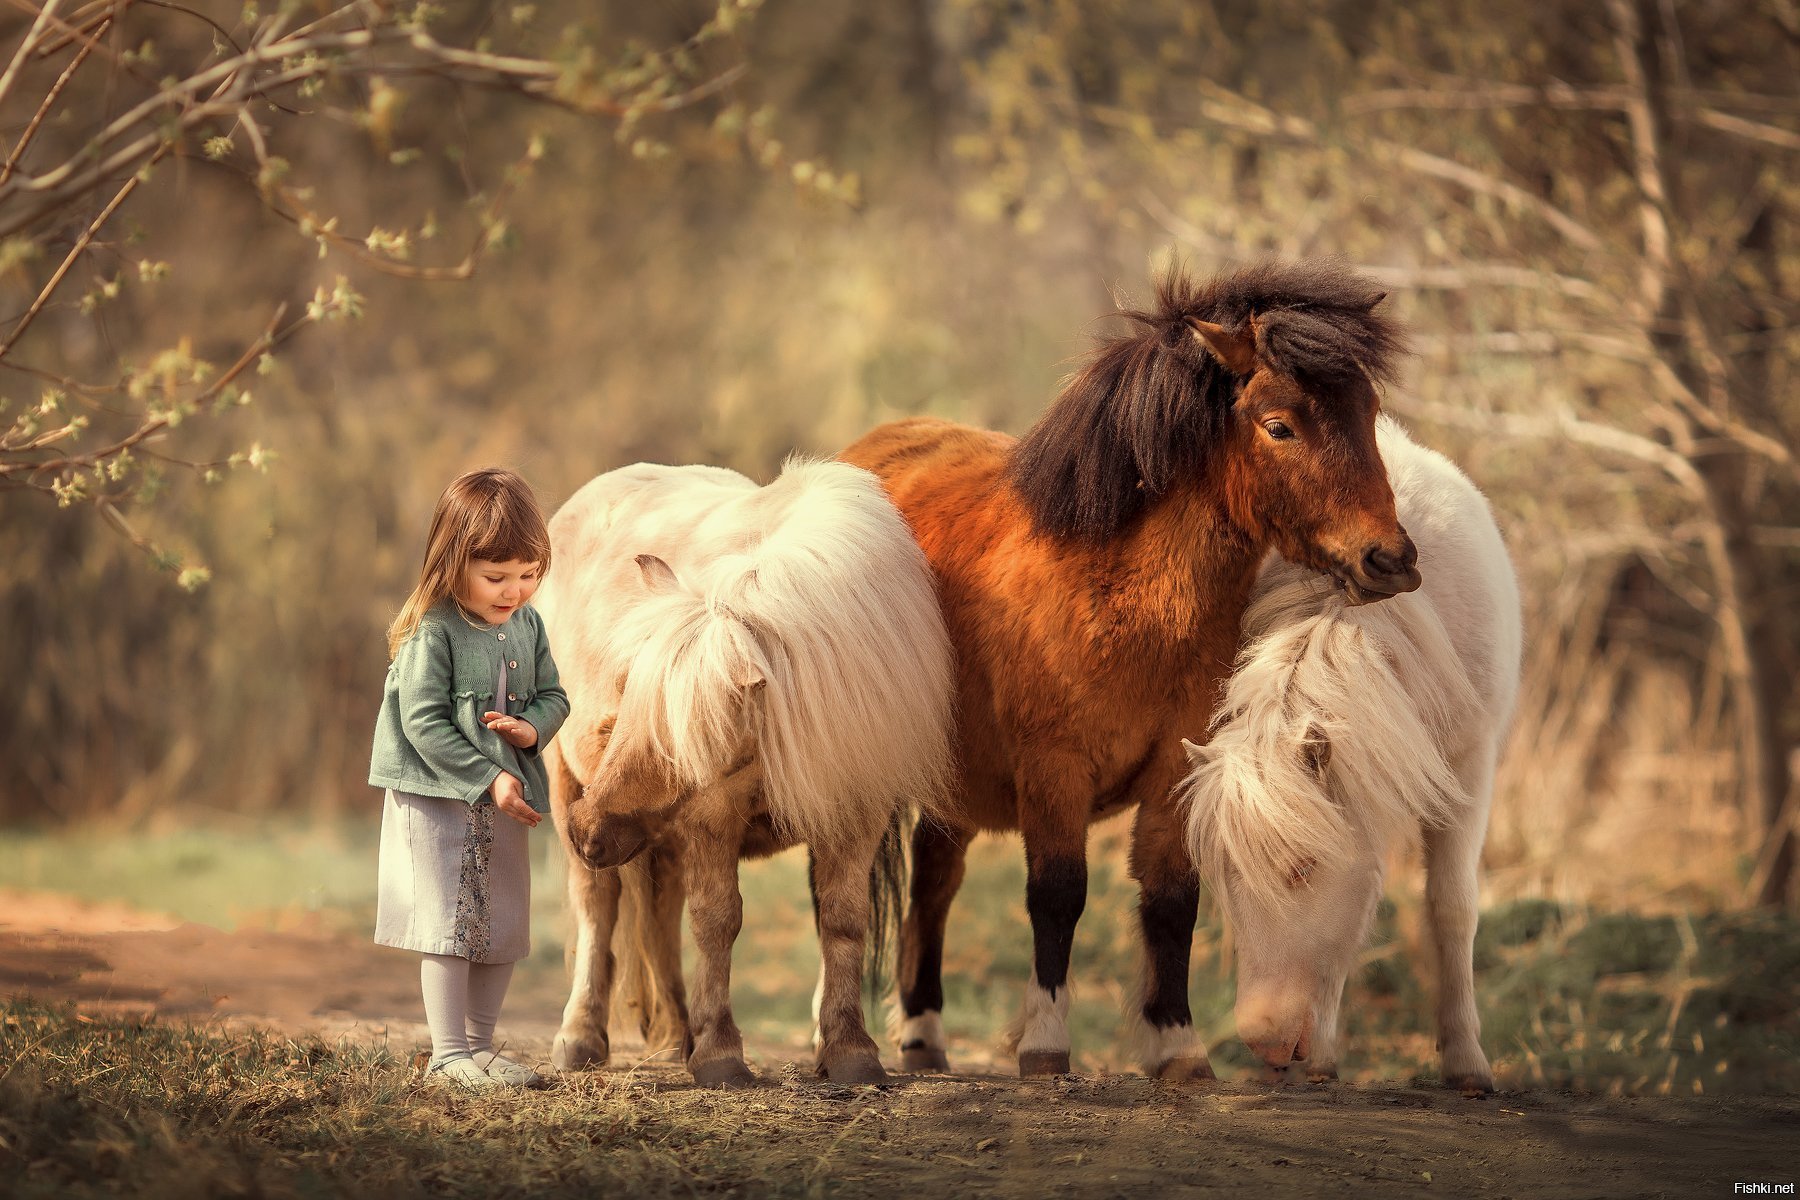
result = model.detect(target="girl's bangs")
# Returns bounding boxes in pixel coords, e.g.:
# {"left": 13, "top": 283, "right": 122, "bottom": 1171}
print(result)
{"left": 469, "top": 504, "right": 552, "bottom": 569}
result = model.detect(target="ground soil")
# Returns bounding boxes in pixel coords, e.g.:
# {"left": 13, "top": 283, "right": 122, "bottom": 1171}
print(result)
{"left": 2, "top": 888, "right": 1794, "bottom": 1198}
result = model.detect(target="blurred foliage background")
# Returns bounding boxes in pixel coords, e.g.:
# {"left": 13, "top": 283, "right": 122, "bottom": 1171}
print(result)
{"left": 2, "top": 0, "right": 1798, "bottom": 925}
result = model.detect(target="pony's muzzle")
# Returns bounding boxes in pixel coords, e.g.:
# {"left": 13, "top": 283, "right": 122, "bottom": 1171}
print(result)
{"left": 1237, "top": 996, "right": 1315, "bottom": 1070}
{"left": 1342, "top": 530, "right": 1421, "bottom": 604}
{"left": 576, "top": 812, "right": 652, "bottom": 871}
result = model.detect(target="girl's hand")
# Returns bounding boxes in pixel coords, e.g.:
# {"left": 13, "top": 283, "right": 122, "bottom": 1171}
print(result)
{"left": 482, "top": 711, "right": 539, "bottom": 749}
{"left": 490, "top": 772, "right": 540, "bottom": 827}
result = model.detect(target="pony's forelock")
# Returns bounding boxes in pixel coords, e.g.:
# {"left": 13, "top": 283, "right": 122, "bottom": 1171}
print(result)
{"left": 601, "top": 588, "right": 767, "bottom": 791}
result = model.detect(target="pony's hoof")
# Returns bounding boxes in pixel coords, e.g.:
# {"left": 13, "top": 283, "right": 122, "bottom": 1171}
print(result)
{"left": 1154, "top": 1056, "right": 1216, "bottom": 1084}
{"left": 691, "top": 1058, "right": 757, "bottom": 1089}
{"left": 1444, "top": 1071, "right": 1495, "bottom": 1095}
{"left": 1306, "top": 1062, "right": 1340, "bottom": 1083}
{"left": 1019, "top": 1050, "right": 1071, "bottom": 1077}
{"left": 551, "top": 1033, "right": 608, "bottom": 1071}
{"left": 900, "top": 1043, "right": 951, "bottom": 1073}
{"left": 821, "top": 1055, "right": 890, "bottom": 1087}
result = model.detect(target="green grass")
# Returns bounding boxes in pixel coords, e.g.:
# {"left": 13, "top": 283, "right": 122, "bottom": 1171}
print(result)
{"left": 3, "top": 823, "right": 1798, "bottom": 1093}
{"left": 0, "top": 820, "right": 384, "bottom": 933}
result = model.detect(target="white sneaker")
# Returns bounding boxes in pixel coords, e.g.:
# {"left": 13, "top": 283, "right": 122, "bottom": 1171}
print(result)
{"left": 474, "top": 1049, "right": 548, "bottom": 1089}
{"left": 427, "top": 1055, "right": 500, "bottom": 1091}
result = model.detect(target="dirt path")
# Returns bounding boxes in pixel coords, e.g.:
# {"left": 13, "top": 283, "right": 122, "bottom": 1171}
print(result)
{"left": 3, "top": 888, "right": 1795, "bottom": 1197}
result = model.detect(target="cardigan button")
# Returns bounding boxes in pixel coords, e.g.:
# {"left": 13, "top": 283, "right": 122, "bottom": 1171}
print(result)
{"left": 508, "top": 692, "right": 518, "bottom": 702}
{"left": 509, "top": 660, "right": 518, "bottom": 669}
{"left": 496, "top": 632, "right": 505, "bottom": 641}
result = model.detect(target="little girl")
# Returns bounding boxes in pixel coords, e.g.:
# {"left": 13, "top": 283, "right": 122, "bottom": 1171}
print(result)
{"left": 369, "top": 467, "right": 569, "bottom": 1090}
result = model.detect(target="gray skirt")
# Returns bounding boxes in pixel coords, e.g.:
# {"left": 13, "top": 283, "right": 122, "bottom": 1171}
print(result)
{"left": 374, "top": 789, "right": 531, "bottom": 964}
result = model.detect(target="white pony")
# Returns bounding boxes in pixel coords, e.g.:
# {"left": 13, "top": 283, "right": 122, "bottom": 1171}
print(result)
{"left": 535, "top": 459, "right": 954, "bottom": 1088}
{"left": 1179, "top": 416, "right": 1521, "bottom": 1091}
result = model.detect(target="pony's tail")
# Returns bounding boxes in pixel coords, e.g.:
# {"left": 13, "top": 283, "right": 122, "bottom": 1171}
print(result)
{"left": 865, "top": 809, "right": 909, "bottom": 1005}
{"left": 612, "top": 844, "right": 693, "bottom": 1063}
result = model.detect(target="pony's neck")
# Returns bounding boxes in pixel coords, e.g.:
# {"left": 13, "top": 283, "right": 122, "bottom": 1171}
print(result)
{"left": 1100, "top": 478, "right": 1266, "bottom": 643}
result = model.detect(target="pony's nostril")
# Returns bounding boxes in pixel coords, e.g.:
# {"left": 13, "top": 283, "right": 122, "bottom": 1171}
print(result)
{"left": 1364, "top": 546, "right": 1405, "bottom": 578}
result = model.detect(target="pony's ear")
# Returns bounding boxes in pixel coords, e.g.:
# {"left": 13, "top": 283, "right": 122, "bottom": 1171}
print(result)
{"left": 568, "top": 713, "right": 617, "bottom": 781}
{"left": 1186, "top": 316, "right": 1258, "bottom": 376}
{"left": 739, "top": 669, "right": 767, "bottom": 691}
{"left": 1300, "top": 723, "right": 1333, "bottom": 777}
{"left": 636, "top": 553, "right": 680, "bottom": 593}
{"left": 1180, "top": 736, "right": 1207, "bottom": 765}
{"left": 1357, "top": 291, "right": 1388, "bottom": 312}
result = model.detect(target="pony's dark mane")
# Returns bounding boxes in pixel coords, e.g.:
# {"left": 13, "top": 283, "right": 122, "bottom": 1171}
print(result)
{"left": 1006, "top": 260, "right": 1406, "bottom": 542}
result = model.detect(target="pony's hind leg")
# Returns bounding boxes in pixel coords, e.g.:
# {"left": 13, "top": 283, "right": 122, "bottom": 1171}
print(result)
{"left": 615, "top": 843, "right": 694, "bottom": 1063}
{"left": 552, "top": 860, "right": 621, "bottom": 1070}
{"left": 897, "top": 819, "right": 971, "bottom": 1072}
{"left": 679, "top": 825, "right": 756, "bottom": 1089}
{"left": 810, "top": 824, "right": 891, "bottom": 1086}
{"left": 1423, "top": 779, "right": 1496, "bottom": 1094}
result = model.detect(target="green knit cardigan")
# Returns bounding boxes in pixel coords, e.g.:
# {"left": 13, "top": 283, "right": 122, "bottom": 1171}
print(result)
{"left": 368, "top": 599, "right": 569, "bottom": 813}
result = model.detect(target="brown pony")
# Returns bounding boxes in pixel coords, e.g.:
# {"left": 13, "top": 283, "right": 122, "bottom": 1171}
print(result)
{"left": 838, "top": 260, "right": 1417, "bottom": 1080}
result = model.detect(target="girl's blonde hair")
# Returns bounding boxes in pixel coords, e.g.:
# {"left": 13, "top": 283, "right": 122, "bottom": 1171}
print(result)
{"left": 387, "top": 467, "right": 554, "bottom": 658}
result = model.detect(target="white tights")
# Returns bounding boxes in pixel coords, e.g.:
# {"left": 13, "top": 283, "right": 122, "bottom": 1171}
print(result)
{"left": 420, "top": 953, "right": 516, "bottom": 1062}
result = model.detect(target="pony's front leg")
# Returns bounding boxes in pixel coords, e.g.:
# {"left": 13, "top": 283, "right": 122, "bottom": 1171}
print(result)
{"left": 1303, "top": 965, "right": 1349, "bottom": 1082}
{"left": 898, "top": 818, "right": 972, "bottom": 1072}
{"left": 552, "top": 859, "right": 621, "bottom": 1070}
{"left": 1128, "top": 792, "right": 1215, "bottom": 1083}
{"left": 1015, "top": 779, "right": 1090, "bottom": 1078}
{"left": 809, "top": 826, "right": 890, "bottom": 1085}
{"left": 680, "top": 825, "right": 755, "bottom": 1088}
{"left": 1424, "top": 804, "right": 1495, "bottom": 1093}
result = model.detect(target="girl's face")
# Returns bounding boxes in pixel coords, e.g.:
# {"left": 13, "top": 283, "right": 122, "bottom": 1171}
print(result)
{"left": 460, "top": 558, "right": 541, "bottom": 625}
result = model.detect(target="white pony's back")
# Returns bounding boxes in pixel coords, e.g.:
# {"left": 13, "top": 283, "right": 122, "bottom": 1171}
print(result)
{"left": 1184, "top": 417, "right": 1522, "bottom": 906}
{"left": 537, "top": 458, "right": 955, "bottom": 850}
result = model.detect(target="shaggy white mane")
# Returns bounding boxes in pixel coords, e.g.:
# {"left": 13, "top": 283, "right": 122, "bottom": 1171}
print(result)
{"left": 588, "top": 458, "right": 955, "bottom": 851}
{"left": 1180, "top": 417, "right": 1516, "bottom": 911}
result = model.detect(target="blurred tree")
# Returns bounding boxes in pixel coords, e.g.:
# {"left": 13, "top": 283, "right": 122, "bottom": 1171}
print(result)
{"left": 944, "top": 0, "right": 1799, "bottom": 904}
{"left": 0, "top": 0, "right": 858, "bottom": 580}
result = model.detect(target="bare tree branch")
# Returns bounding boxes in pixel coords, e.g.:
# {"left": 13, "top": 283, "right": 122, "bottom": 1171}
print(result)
{"left": 1389, "top": 391, "right": 1709, "bottom": 498}
{"left": 1341, "top": 82, "right": 1632, "bottom": 115}
{"left": 1101, "top": 87, "right": 1608, "bottom": 252}
{"left": 0, "top": 0, "right": 61, "bottom": 112}
{"left": 1139, "top": 190, "right": 1605, "bottom": 299}
{"left": 0, "top": 21, "right": 751, "bottom": 239}
{"left": 1694, "top": 107, "right": 1800, "bottom": 152}
{"left": 0, "top": 11, "right": 105, "bottom": 185}
{"left": 0, "top": 147, "right": 155, "bottom": 359}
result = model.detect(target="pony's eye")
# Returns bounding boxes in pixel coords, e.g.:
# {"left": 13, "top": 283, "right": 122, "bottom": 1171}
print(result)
{"left": 1264, "top": 420, "right": 1296, "bottom": 441}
